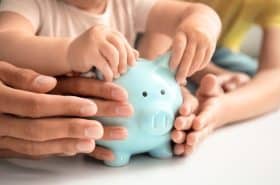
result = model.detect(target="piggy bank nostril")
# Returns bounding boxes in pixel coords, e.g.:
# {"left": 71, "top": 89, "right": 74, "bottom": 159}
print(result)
{"left": 142, "top": 91, "right": 148, "bottom": 97}
{"left": 160, "top": 89, "right": 166, "bottom": 95}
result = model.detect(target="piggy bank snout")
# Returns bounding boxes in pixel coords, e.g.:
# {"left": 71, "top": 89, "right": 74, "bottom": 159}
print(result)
{"left": 139, "top": 109, "right": 174, "bottom": 136}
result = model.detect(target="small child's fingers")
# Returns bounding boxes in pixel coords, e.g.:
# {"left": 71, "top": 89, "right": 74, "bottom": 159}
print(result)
{"left": 99, "top": 42, "right": 119, "bottom": 77}
{"left": 223, "top": 74, "right": 250, "bottom": 92}
{"left": 176, "top": 39, "right": 196, "bottom": 84}
{"left": 180, "top": 86, "right": 199, "bottom": 115}
{"left": 200, "top": 47, "right": 214, "bottom": 70}
{"left": 235, "top": 74, "right": 250, "bottom": 84}
{"left": 123, "top": 37, "right": 137, "bottom": 66}
{"left": 224, "top": 82, "right": 237, "bottom": 92}
{"left": 126, "top": 44, "right": 137, "bottom": 66}
{"left": 133, "top": 49, "right": 139, "bottom": 59}
{"left": 174, "top": 144, "right": 185, "bottom": 156}
{"left": 171, "top": 130, "right": 186, "bottom": 144}
{"left": 197, "top": 74, "right": 223, "bottom": 98}
{"left": 170, "top": 32, "right": 187, "bottom": 72}
{"left": 187, "top": 125, "right": 213, "bottom": 147}
{"left": 192, "top": 106, "right": 214, "bottom": 130}
{"left": 107, "top": 34, "right": 128, "bottom": 74}
{"left": 174, "top": 115, "right": 195, "bottom": 131}
{"left": 189, "top": 45, "right": 207, "bottom": 76}
{"left": 119, "top": 33, "right": 137, "bottom": 66}
{"left": 94, "top": 57, "right": 114, "bottom": 81}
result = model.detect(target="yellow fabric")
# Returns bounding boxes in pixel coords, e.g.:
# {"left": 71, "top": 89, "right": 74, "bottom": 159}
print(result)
{"left": 185, "top": 0, "right": 280, "bottom": 52}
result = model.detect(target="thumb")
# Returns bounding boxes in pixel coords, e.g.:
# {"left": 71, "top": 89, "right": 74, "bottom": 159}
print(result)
{"left": 0, "top": 61, "right": 57, "bottom": 93}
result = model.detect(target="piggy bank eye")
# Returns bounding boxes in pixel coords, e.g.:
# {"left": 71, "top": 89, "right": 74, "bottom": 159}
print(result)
{"left": 142, "top": 91, "right": 148, "bottom": 97}
{"left": 160, "top": 89, "right": 166, "bottom": 95}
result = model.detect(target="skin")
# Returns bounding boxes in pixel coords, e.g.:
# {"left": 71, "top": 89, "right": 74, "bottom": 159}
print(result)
{"left": 174, "top": 27, "right": 280, "bottom": 156}
{"left": 0, "top": 0, "right": 221, "bottom": 159}
{"left": 0, "top": 61, "right": 133, "bottom": 160}
{"left": 138, "top": 33, "right": 199, "bottom": 155}
{"left": 0, "top": 0, "right": 221, "bottom": 84}
{"left": 138, "top": 33, "right": 251, "bottom": 92}
{"left": 138, "top": 22, "right": 280, "bottom": 155}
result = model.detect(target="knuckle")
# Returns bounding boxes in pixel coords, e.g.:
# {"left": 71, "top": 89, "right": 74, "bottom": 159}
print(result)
{"left": 17, "top": 68, "right": 36, "bottom": 80}
{"left": 67, "top": 119, "right": 85, "bottom": 136}
{"left": 107, "top": 46, "right": 119, "bottom": 61}
{"left": 25, "top": 97, "right": 43, "bottom": 117}
{"left": 23, "top": 123, "right": 43, "bottom": 141}
{"left": 62, "top": 141, "right": 76, "bottom": 153}
{"left": 100, "top": 84, "right": 112, "bottom": 97}
{"left": 76, "top": 62, "right": 92, "bottom": 73}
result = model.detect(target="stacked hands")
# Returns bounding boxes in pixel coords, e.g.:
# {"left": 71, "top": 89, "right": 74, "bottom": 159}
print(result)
{"left": 0, "top": 12, "right": 222, "bottom": 160}
{"left": 67, "top": 5, "right": 220, "bottom": 84}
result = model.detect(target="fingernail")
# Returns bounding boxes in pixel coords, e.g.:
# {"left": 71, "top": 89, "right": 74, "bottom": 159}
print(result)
{"left": 33, "top": 75, "right": 56, "bottom": 87}
{"left": 114, "top": 73, "right": 120, "bottom": 79}
{"left": 80, "top": 102, "right": 97, "bottom": 116}
{"left": 174, "top": 145, "right": 185, "bottom": 155}
{"left": 111, "top": 89, "right": 127, "bottom": 100}
{"left": 115, "top": 105, "right": 132, "bottom": 116}
{"left": 77, "top": 141, "right": 94, "bottom": 153}
{"left": 102, "top": 152, "right": 115, "bottom": 161}
{"left": 134, "top": 50, "right": 139, "bottom": 58}
{"left": 109, "top": 127, "right": 128, "bottom": 140}
{"left": 85, "top": 126, "right": 103, "bottom": 139}
{"left": 120, "top": 68, "right": 127, "bottom": 74}
{"left": 95, "top": 150, "right": 115, "bottom": 161}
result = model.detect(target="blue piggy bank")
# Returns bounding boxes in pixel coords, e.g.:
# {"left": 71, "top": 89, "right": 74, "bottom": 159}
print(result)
{"left": 95, "top": 53, "right": 183, "bottom": 167}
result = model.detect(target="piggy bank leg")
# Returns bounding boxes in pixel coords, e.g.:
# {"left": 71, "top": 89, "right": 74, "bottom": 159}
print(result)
{"left": 104, "top": 151, "right": 131, "bottom": 167}
{"left": 148, "top": 142, "right": 172, "bottom": 159}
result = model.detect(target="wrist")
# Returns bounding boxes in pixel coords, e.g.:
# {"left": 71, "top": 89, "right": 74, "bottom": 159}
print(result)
{"left": 64, "top": 38, "right": 75, "bottom": 72}
{"left": 179, "top": 3, "right": 221, "bottom": 38}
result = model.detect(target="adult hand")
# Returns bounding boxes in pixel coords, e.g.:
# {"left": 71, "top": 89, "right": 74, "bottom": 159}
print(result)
{"left": 0, "top": 62, "right": 133, "bottom": 160}
{"left": 52, "top": 76, "right": 134, "bottom": 161}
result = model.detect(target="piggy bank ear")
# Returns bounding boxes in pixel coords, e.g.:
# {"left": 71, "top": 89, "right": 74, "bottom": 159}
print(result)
{"left": 154, "top": 52, "right": 174, "bottom": 74}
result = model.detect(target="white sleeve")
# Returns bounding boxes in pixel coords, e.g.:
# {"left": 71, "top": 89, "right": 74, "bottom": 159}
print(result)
{"left": 0, "top": 0, "right": 40, "bottom": 31}
{"left": 133, "top": 0, "right": 158, "bottom": 32}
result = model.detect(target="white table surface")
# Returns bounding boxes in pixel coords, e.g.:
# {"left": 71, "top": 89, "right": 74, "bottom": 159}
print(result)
{"left": 0, "top": 110, "right": 280, "bottom": 185}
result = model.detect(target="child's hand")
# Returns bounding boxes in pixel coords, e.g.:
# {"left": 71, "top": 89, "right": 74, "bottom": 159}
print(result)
{"left": 67, "top": 25, "right": 139, "bottom": 81}
{"left": 170, "top": 10, "right": 221, "bottom": 84}
{"left": 172, "top": 74, "right": 225, "bottom": 156}
{"left": 171, "top": 86, "right": 199, "bottom": 154}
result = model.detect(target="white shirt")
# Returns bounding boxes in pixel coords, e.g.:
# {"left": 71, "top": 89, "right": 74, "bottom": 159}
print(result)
{"left": 0, "top": 0, "right": 157, "bottom": 46}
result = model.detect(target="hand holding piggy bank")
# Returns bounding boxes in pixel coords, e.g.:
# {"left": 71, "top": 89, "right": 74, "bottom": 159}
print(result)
{"left": 95, "top": 53, "right": 183, "bottom": 167}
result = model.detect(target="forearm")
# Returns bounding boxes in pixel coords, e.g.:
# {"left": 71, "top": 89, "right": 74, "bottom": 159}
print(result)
{"left": 137, "top": 33, "right": 172, "bottom": 60}
{"left": 0, "top": 31, "right": 71, "bottom": 76}
{"left": 220, "top": 68, "right": 280, "bottom": 127}
{"left": 147, "top": 1, "right": 221, "bottom": 37}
